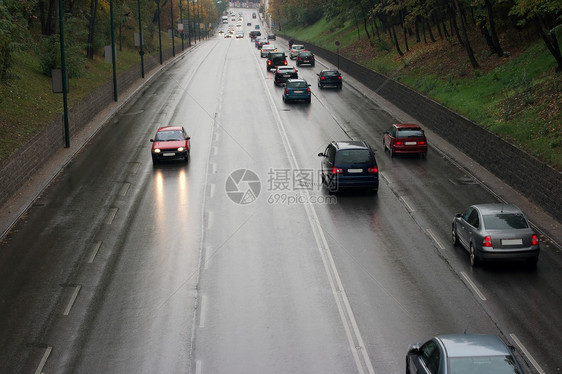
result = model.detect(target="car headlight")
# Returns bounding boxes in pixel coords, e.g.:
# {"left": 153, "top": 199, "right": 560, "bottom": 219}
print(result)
{"left": 177, "top": 147, "right": 185, "bottom": 152}
{"left": 153, "top": 148, "right": 161, "bottom": 153}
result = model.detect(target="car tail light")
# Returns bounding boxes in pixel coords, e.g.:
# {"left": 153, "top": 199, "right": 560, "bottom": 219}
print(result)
{"left": 285, "top": 88, "right": 289, "bottom": 94}
{"left": 331, "top": 167, "right": 343, "bottom": 174}
{"left": 532, "top": 234, "right": 539, "bottom": 245}
{"left": 284, "top": 60, "right": 287, "bottom": 65}
{"left": 483, "top": 236, "right": 492, "bottom": 247}
{"left": 395, "top": 141, "right": 404, "bottom": 146}
{"left": 320, "top": 76, "right": 325, "bottom": 81}
{"left": 307, "top": 87, "right": 311, "bottom": 93}
{"left": 267, "top": 60, "right": 271, "bottom": 66}
{"left": 368, "top": 167, "right": 378, "bottom": 173}
{"left": 338, "top": 76, "right": 342, "bottom": 80}
{"left": 418, "top": 140, "right": 426, "bottom": 145}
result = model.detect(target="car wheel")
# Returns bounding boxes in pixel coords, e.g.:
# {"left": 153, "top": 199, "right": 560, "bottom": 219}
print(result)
{"left": 338, "top": 84, "right": 342, "bottom": 89}
{"left": 451, "top": 224, "right": 459, "bottom": 246}
{"left": 311, "top": 62, "right": 315, "bottom": 67}
{"left": 469, "top": 243, "right": 480, "bottom": 267}
{"left": 319, "top": 83, "right": 323, "bottom": 89}
{"left": 152, "top": 158, "right": 159, "bottom": 165}
{"left": 306, "top": 97, "right": 311, "bottom": 103}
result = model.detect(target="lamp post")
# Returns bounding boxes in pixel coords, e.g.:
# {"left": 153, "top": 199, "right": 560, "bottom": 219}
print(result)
{"left": 170, "top": 0, "right": 175, "bottom": 56}
{"left": 157, "top": 0, "right": 162, "bottom": 64}
{"left": 109, "top": 0, "right": 117, "bottom": 101}
{"left": 137, "top": 0, "right": 145, "bottom": 77}
{"left": 179, "top": 0, "right": 184, "bottom": 50}
{"left": 58, "top": 0, "right": 70, "bottom": 147}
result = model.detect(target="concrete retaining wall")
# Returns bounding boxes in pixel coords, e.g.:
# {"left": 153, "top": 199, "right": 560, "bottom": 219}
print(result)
{"left": 289, "top": 38, "right": 562, "bottom": 219}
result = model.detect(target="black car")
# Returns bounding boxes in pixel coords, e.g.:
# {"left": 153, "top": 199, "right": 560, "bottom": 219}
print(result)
{"left": 296, "top": 50, "right": 315, "bottom": 66}
{"left": 266, "top": 52, "right": 287, "bottom": 71}
{"left": 317, "top": 69, "right": 342, "bottom": 89}
{"left": 274, "top": 66, "right": 298, "bottom": 86}
{"left": 318, "top": 140, "right": 379, "bottom": 193}
{"left": 267, "top": 33, "right": 276, "bottom": 40}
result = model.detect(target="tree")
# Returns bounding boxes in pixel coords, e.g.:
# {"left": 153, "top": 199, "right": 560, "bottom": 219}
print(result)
{"left": 510, "top": 0, "right": 562, "bottom": 72}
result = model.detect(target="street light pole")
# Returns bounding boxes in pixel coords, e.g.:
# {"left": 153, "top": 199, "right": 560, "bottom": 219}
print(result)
{"left": 110, "top": 0, "right": 117, "bottom": 101}
{"left": 137, "top": 0, "right": 145, "bottom": 77}
{"left": 170, "top": 0, "right": 175, "bottom": 56}
{"left": 58, "top": 0, "right": 70, "bottom": 147}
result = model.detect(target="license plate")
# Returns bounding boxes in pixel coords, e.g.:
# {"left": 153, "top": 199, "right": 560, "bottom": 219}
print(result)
{"left": 163, "top": 152, "right": 175, "bottom": 156}
{"left": 283, "top": 74, "right": 290, "bottom": 77}
{"left": 502, "top": 238, "right": 523, "bottom": 246}
{"left": 347, "top": 169, "right": 363, "bottom": 173}
{"left": 294, "top": 90, "right": 303, "bottom": 93}
{"left": 405, "top": 141, "right": 417, "bottom": 146}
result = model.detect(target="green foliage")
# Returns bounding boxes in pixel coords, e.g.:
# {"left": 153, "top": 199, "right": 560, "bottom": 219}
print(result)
{"left": 0, "top": 0, "right": 30, "bottom": 81}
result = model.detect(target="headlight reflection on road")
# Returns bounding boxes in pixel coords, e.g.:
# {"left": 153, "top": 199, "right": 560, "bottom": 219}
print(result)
{"left": 153, "top": 167, "right": 190, "bottom": 236}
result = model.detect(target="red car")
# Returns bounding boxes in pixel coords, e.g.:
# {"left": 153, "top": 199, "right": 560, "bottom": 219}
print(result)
{"left": 150, "top": 126, "right": 191, "bottom": 164}
{"left": 383, "top": 123, "right": 427, "bottom": 158}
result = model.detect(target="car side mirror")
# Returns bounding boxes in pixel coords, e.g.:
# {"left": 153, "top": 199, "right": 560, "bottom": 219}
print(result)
{"left": 308, "top": 84, "right": 311, "bottom": 87}
{"left": 186, "top": 137, "right": 191, "bottom": 140}
{"left": 318, "top": 153, "right": 325, "bottom": 157}
{"left": 384, "top": 131, "right": 388, "bottom": 135}
{"left": 150, "top": 139, "right": 154, "bottom": 142}
{"left": 455, "top": 213, "right": 462, "bottom": 218}
{"left": 407, "top": 347, "right": 421, "bottom": 356}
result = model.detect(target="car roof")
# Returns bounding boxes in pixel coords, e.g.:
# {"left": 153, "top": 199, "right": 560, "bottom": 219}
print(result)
{"left": 320, "top": 69, "right": 340, "bottom": 74}
{"left": 157, "top": 126, "right": 183, "bottom": 132}
{"left": 331, "top": 140, "right": 370, "bottom": 150}
{"left": 436, "top": 334, "right": 513, "bottom": 358}
{"left": 287, "top": 79, "right": 307, "bottom": 84}
{"left": 292, "top": 44, "right": 304, "bottom": 47}
{"left": 394, "top": 123, "right": 422, "bottom": 129}
{"left": 471, "top": 203, "right": 522, "bottom": 215}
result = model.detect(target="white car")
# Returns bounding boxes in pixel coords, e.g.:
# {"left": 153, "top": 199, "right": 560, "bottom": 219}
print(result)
{"left": 289, "top": 44, "right": 305, "bottom": 59}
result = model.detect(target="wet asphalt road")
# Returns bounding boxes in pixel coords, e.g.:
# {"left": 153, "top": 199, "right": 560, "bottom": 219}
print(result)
{"left": 0, "top": 9, "right": 561, "bottom": 374}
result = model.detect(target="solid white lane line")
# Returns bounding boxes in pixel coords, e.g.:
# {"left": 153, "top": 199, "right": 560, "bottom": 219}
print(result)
{"left": 34, "top": 346, "right": 52, "bottom": 374}
{"left": 63, "top": 285, "right": 81, "bottom": 316}
{"left": 259, "top": 67, "right": 376, "bottom": 374}
{"left": 426, "top": 229, "right": 444, "bottom": 250}
{"left": 208, "top": 183, "right": 215, "bottom": 199}
{"left": 460, "top": 272, "right": 487, "bottom": 301}
{"left": 87, "top": 241, "right": 102, "bottom": 263}
{"left": 379, "top": 171, "right": 392, "bottom": 185}
{"left": 195, "top": 359, "right": 202, "bottom": 374}
{"left": 509, "top": 333, "right": 545, "bottom": 374}
{"left": 105, "top": 208, "right": 118, "bottom": 225}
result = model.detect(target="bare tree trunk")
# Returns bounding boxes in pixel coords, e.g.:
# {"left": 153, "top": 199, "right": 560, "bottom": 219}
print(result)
{"left": 453, "top": 0, "right": 479, "bottom": 68}
{"left": 426, "top": 17, "right": 436, "bottom": 42}
{"left": 535, "top": 17, "right": 562, "bottom": 72}
{"left": 400, "top": 10, "right": 410, "bottom": 52}
{"left": 485, "top": 0, "right": 503, "bottom": 57}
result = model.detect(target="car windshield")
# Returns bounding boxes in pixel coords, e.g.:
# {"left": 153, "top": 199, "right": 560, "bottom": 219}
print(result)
{"left": 482, "top": 213, "right": 529, "bottom": 230}
{"left": 396, "top": 128, "right": 424, "bottom": 138}
{"left": 155, "top": 130, "right": 184, "bottom": 141}
{"left": 288, "top": 82, "right": 308, "bottom": 89}
{"left": 448, "top": 355, "right": 522, "bottom": 373}
{"left": 335, "top": 149, "right": 374, "bottom": 164}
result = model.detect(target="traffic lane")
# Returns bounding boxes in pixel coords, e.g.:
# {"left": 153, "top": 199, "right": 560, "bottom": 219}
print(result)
{"left": 39, "top": 40, "right": 224, "bottom": 372}
{"left": 297, "top": 52, "right": 561, "bottom": 372}
{"left": 194, "top": 37, "right": 373, "bottom": 374}
{"left": 0, "top": 68, "right": 187, "bottom": 373}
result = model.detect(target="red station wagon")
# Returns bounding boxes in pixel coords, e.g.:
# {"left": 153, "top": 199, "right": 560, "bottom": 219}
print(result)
{"left": 383, "top": 123, "right": 428, "bottom": 158}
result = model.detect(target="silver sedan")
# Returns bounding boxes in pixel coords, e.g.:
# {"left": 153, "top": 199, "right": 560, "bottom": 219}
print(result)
{"left": 452, "top": 203, "right": 540, "bottom": 266}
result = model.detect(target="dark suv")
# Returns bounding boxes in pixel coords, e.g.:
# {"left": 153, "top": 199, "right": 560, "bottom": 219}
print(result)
{"left": 249, "top": 30, "right": 261, "bottom": 40}
{"left": 266, "top": 52, "right": 287, "bottom": 71}
{"left": 274, "top": 66, "right": 298, "bottom": 86}
{"left": 296, "top": 51, "right": 315, "bottom": 66}
{"left": 318, "top": 141, "right": 379, "bottom": 193}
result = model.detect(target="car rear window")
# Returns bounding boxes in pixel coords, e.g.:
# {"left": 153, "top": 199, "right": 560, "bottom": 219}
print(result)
{"left": 396, "top": 128, "right": 424, "bottom": 138}
{"left": 482, "top": 213, "right": 529, "bottom": 230}
{"left": 323, "top": 71, "right": 339, "bottom": 77}
{"left": 335, "top": 149, "right": 375, "bottom": 164}
{"left": 155, "top": 130, "right": 184, "bottom": 141}
{"left": 288, "top": 81, "right": 308, "bottom": 88}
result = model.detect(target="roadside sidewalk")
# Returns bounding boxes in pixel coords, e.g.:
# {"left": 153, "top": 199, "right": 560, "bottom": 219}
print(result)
{"left": 0, "top": 47, "right": 190, "bottom": 240}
